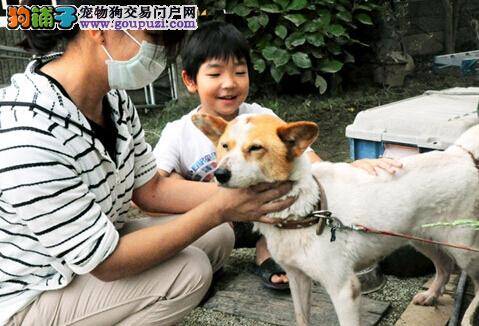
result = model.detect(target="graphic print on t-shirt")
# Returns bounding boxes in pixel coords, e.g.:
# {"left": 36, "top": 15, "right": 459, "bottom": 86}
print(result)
{"left": 187, "top": 152, "right": 217, "bottom": 182}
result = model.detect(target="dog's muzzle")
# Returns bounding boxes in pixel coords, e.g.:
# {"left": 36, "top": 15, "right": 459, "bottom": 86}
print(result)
{"left": 214, "top": 168, "right": 231, "bottom": 184}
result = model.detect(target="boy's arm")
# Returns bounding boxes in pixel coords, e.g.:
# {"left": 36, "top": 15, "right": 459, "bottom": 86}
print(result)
{"left": 152, "top": 122, "right": 183, "bottom": 177}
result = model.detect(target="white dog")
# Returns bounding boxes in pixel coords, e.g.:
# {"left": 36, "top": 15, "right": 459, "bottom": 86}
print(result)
{"left": 192, "top": 113, "right": 479, "bottom": 326}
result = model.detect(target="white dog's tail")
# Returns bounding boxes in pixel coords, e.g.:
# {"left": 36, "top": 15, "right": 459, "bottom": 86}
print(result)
{"left": 454, "top": 124, "right": 479, "bottom": 161}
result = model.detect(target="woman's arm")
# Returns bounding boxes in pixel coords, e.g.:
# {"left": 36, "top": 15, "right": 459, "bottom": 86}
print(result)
{"left": 132, "top": 172, "right": 218, "bottom": 213}
{"left": 92, "top": 181, "right": 294, "bottom": 281}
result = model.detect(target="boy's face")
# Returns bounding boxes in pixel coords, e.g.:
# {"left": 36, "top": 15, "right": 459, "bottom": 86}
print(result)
{"left": 182, "top": 57, "right": 249, "bottom": 121}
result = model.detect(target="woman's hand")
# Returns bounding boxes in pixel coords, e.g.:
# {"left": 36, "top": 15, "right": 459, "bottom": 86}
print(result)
{"left": 212, "top": 182, "right": 296, "bottom": 224}
{"left": 350, "top": 157, "right": 402, "bottom": 175}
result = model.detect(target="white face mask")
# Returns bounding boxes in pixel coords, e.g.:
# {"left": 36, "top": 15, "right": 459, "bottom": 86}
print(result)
{"left": 102, "top": 30, "right": 167, "bottom": 90}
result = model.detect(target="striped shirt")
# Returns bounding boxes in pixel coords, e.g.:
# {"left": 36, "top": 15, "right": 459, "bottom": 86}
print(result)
{"left": 0, "top": 56, "right": 157, "bottom": 324}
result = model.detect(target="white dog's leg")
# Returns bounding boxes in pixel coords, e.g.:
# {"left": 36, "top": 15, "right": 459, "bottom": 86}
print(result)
{"left": 316, "top": 269, "right": 361, "bottom": 326}
{"left": 285, "top": 266, "right": 312, "bottom": 326}
{"left": 412, "top": 244, "right": 454, "bottom": 306}
{"left": 461, "top": 272, "right": 479, "bottom": 326}
{"left": 461, "top": 289, "right": 479, "bottom": 326}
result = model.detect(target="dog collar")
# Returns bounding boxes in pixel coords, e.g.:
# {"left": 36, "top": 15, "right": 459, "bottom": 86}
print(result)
{"left": 274, "top": 176, "right": 329, "bottom": 235}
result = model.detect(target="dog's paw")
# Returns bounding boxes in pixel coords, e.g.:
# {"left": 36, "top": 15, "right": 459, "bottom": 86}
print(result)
{"left": 412, "top": 291, "right": 439, "bottom": 306}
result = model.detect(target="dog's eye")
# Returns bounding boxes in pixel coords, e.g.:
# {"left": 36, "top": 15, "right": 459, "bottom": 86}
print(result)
{"left": 221, "top": 143, "right": 229, "bottom": 150}
{"left": 248, "top": 144, "right": 263, "bottom": 152}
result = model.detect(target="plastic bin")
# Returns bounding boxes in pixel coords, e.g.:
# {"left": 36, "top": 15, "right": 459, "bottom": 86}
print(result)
{"left": 346, "top": 87, "right": 479, "bottom": 160}
{"left": 345, "top": 87, "right": 479, "bottom": 276}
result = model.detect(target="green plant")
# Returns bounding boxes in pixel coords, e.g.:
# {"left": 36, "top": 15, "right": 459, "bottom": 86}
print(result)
{"left": 423, "top": 219, "right": 479, "bottom": 230}
{"left": 197, "top": 0, "right": 381, "bottom": 94}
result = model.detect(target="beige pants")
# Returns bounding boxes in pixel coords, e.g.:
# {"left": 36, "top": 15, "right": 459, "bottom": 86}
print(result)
{"left": 7, "top": 215, "right": 235, "bottom": 326}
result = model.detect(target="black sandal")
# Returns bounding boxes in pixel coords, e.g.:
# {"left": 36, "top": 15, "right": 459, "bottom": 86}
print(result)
{"left": 254, "top": 258, "right": 289, "bottom": 291}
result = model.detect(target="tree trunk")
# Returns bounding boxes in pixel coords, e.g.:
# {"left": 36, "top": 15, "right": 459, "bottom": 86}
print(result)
{"left": 442, "top": 0, "right": 455, "bottom": 53}
{"left": 452, "top": 0, "right": 464, "bottom": 50}
{"left": 442, "top": 0, "right": 466, "bottom": 53}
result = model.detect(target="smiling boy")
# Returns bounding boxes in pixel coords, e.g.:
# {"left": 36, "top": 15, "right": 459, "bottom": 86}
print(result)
{"left": 152, "top": 21, "right": 315, "bottom": 289}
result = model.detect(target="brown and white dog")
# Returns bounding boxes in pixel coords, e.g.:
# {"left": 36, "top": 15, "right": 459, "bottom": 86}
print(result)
{"left": 192, "top": 113, "right": 479, "bottom": 326}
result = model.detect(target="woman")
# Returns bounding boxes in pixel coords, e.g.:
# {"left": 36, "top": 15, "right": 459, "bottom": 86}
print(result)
{"left": 0, "top": 1, "right": 295, "bottom": 325}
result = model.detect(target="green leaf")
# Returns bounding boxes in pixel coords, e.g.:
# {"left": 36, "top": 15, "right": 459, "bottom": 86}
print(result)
{"left": 262, "top": 46, "right": 279, "bottom": 61}
{"left": 319, "top": 59, "right": 343, "bottom": 73}
{"left": 303, "top": 20, "right": 323, "bottom": 33}
{"left": 244, "top": 0, "right": 259, "bottom": 7}
{"left": 315, "top": 74, "right": 328, "bottom": 94}
{"left": 287, "top": 0, "right": 308, "bottom": 11}
{"left": 292, "top": 52, "right": 312, "bottom": 69}
{"left": 301, "top": 71, "right": 313, "bottom": 83}
{"left": 328, "top": 24, "right": 346, "bottom": 37}
{"left": 258, "top": 14, "right": 269, "bottom": 27}
{"left": 311, "top": 49, "right": 324, "bottom": 59}
{"left": 225, "top": 1, "right": 238, "bottom": 13}
{"left": 319, "top": 9, "right": 331, "bottom": 26}
{"left": 275, "top": 25, "right": 288, "bottom": 39}
{"left": 285, "top": 32, "right": 306, "bottom": 49}
{"left": 232, "top": 5, "right": 251, "bottom": 17}
{"left": 273, "top": 0, "right": 289, "bottom": 10}
{"left": 356, "top": 13, "right": 373, "bottom": 25}
{"left": 306, "top": 33, "right": 324, "bottom": 47}
{"left": 354, "top": 4, "right": 373, "bottom": 11}
{"left": 260, "top": 4, "right": 280, "bottom": 13}
{"left": 270, "top": 65, "right": 285, "bottom": 83}
{"left": 327, "top": 42, "right": 341, "bottom": 55}
{"left": 247, "top": 16, "right": 261, "bottom": 33}
{"left": 285, "top": 63, "right": 301, "bottom": 75}
{"left": 344, "top": 50, "right": 355, "bottom": 64}
{"left": 253, "top": 57, "right": 266, "bottom": 73}
{"left": 273, "top": 49, "right": 290, "bottom": 66}
{"left": 336, "top": 11, "right": 352, "bottom": 23}
{"left": 257, "top": 35, "right": 273, "bottom": 49}
{"left": 284, "top": 14, "right": 307, "bottom": 27}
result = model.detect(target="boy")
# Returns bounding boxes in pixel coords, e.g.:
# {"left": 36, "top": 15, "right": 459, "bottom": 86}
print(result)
{"left": 153, "top": 21, "right": 401, "bottom": 289}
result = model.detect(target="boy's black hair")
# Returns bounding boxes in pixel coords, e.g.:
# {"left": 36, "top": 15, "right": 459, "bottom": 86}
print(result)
{"left": 181, "top": 20, "right": 251, "bottom": 81}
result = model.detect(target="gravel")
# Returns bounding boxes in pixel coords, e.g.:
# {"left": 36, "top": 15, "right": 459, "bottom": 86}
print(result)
{"left": 181, "top": 248, "right": 430, "bottom": 326}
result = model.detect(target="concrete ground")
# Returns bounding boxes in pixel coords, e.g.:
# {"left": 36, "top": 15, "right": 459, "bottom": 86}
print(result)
{"left": 181, "top": 248, "right": 429, "bottom": 326}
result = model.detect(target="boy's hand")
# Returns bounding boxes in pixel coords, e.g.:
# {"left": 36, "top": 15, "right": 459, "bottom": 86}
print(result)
{"left": 351, "top": 157, "right": 402, "bottom": 175}
{"left": 213, "top": 182, "right": 296, "bottom": 224}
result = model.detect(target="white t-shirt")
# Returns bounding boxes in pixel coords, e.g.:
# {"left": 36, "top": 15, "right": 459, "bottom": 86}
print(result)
{"left": 153, "top": 102, "right": 276, "bottom": 182}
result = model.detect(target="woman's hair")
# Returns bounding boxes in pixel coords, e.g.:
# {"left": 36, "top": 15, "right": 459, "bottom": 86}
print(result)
{"left": 19, "top": 0, "right": 187, "bottom": 58}
{"left": 181, "top": 20, "right": 252, "bottom": 82}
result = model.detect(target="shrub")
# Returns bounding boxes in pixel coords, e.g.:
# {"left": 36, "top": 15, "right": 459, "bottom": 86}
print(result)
{"left": 197, "top": 0, "right": 382, "bottom": 94}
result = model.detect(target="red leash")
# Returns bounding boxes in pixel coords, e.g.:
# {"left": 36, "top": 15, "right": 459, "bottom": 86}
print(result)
{"left": 314, "top": 211, "right": 479, "bottom": 252}
{"left": 353, "top": 223, "right": 479, "bottom": 253}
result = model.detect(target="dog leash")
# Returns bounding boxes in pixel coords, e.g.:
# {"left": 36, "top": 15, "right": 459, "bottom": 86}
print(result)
{"left": 314, "top": 211, "right": 479, "bottom": 253}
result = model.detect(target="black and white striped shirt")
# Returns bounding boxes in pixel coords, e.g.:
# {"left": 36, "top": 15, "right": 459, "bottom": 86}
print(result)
{"left": 0, "top": 57, "right": 157, "bottom": 324}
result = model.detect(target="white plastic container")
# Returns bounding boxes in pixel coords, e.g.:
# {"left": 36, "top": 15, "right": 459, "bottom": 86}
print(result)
{"left": 346, "top": 87, "right": 479, "bottom": 159}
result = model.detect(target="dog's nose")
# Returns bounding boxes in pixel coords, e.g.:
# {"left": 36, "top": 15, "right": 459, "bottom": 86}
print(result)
{"left": 214, "top": 168, "right": 231, "bottom": 184}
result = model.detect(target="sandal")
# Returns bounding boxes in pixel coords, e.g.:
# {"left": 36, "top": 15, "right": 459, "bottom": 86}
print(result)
{"left": 254, "top": 257, "right": 289, "bottom": 291}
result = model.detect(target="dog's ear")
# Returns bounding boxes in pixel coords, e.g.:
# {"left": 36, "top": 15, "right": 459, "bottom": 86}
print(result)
{"left": 277, "top": 121, "right": 319, "bottom": 158}
{"left": 191, "top": 113, "right": 228, "bottom": 146}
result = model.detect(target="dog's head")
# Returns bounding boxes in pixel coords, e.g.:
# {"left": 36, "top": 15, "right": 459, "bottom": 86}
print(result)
{"left": 192, "top": 113, "right": 318, "bottom": 188}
